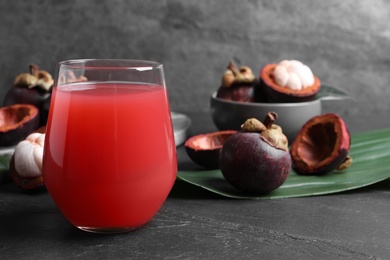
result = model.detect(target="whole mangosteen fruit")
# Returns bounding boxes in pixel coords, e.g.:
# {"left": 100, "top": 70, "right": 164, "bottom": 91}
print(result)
{"left": 290, "top": 113, "right": 352, "bottom": 175}
{"left": 4, "top": 64, "right": 53, "bottom": 126}
{"left": 216, "top": 61, "right": 257, "bottom": 102}
{"left": 220, "top": 112, "right": 292, "bottom": 194}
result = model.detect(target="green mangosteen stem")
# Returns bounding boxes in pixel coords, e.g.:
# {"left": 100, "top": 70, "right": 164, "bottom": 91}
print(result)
{"left": 263, "top": 112, "right": 278, "bottom": 129}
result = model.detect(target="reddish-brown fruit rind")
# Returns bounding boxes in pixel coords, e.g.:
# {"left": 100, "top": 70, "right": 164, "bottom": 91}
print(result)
{"left": 9, "top": 154, "right": 44, "bottom": 190}
{"left": 290, "top": 113, "right": 351, "bottom": 175}
{"left": 4, "top": 86, "right": 51, "bottom": 126}
{"left": 0, "top": 104, "right": 40, "bottom": 146}
{"left": 258, "top": 63, "right": 321, "bottom": 103}
{"left": 185, "top": 130, "right": 237, "bottom": 169}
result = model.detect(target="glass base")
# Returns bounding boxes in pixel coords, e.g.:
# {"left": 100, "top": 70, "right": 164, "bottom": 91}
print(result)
{"left": 77, "top": 225, "right": 144, "bottom": 234}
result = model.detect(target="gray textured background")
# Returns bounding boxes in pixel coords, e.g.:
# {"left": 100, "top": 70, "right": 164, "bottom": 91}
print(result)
{"left": 1, "top": 0, "right": 389, "bottom": 118}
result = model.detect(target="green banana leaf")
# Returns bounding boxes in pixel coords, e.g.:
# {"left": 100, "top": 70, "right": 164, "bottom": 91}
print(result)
{"left": 0, "top": 154, "right": 11, "bottom": 170}
{"left": 316, "top": 84, "right": 353, "bottom": 101}
{"left": 0, "top": 153, "right": 12, "bottom": 183}
{"left": 177, "top": 128, "right": 390, "bottom": 199}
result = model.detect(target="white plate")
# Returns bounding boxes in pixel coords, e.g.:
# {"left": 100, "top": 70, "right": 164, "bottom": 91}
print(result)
{"left": 171, "top": 112, "right": 191, "bottom": 147}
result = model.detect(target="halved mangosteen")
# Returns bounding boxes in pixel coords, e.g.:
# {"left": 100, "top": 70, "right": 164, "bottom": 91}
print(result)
{"left": 0, "top": 104, "right": 40, "bottom": 146}
{"left": 290, "top": 113, "right": 352, "bottom": 175}
{"left": 185, "top": 130, "right": 237, "bottom": 169}
{"left": 9, "top": 154, "right": 45, "bottom": 190}
{"left": 258, "top": 63, "right": 321, "bottom": 103}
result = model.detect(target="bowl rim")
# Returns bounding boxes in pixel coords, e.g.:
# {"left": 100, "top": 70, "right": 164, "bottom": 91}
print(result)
{"left": 211, "top": 92, "right": 321, "bottom": 107}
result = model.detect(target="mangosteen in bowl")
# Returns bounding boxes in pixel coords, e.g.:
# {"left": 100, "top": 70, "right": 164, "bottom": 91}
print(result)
{"left": 256, "top": 60, "right": 321, "bottom": 103}
{"left": 210, "top": 92, "right": 322, "bottom": 143}
{"left": 216, "top": 61, "right": 258, "bottom": 102}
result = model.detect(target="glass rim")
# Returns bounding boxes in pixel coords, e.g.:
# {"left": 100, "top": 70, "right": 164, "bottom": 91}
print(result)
{"left": 58, "top": 59, "right": 162, "bottom": 70}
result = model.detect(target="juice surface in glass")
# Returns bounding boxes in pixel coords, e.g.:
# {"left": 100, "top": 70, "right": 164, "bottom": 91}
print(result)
{"left": 43, "top": 81, "right": 177, "bottom": 230}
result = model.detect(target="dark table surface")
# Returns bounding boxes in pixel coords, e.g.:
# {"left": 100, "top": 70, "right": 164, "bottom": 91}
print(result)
{"left": 1, "top": 112, "right": 390, "bottom": 260}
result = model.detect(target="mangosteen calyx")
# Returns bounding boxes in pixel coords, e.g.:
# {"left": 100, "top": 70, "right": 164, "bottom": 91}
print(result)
{"left": 337, "top": 155, "right": 353, "bottom": 171}
{"left": 14, "top": 64, "right": 53, "bottom": 92}
{"left": 241, "top": 112, "right": 288, "bottom": 151}
{"left": 221, "top": 61, "right": 256, "bottom": 88}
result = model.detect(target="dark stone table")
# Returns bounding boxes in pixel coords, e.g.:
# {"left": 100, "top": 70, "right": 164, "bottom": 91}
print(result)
{"left": 1, "top": 112, "right": 390, "bottom": 259}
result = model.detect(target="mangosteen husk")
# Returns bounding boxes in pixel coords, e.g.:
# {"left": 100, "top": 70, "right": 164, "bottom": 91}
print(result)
{"left": 185, "top": 130, "right": 237, "bottom": 169}
{"left": 290, "top": 113, "right": 352, "bottom": 175}
{"left": 0, "top": 104, "right": 40, "bottom": 146}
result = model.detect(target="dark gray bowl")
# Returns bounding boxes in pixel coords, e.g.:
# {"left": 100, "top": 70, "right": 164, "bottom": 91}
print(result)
{"left": 210, "top": 93, "right": 320, "bottom": 142}
{"left": 210, "top": 84, "right": 351, "bottom": 142}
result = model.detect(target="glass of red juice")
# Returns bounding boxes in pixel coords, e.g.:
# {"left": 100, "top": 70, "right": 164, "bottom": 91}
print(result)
{"left": 43, "top": 59, "right": 177, "bottom": 233}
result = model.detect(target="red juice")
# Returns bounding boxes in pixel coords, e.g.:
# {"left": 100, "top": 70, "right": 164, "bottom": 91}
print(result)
{"left": 43, "top": 82, "right": 177, "bottom": 230}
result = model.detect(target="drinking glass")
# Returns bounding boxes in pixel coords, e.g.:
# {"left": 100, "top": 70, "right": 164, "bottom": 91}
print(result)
{"left": 43, "top": 59, "right": 177, "bottom": 233}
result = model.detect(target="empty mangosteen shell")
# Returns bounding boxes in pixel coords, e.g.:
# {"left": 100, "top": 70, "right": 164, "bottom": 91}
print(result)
{"left": 290, "top": 113, "right": 351, "bottom": 175}
{"left": 220, "top": 132, "right": 292, "bottom": 194}
{"left": 0, "top": 104, "right": 40, "bottom": 146}
{"left": 4, "top": 85, "right": 51, "bottom": 125}
{"left": 185, "top": 130, "right": 237, "bottom": 169}
{"left": 259, "top": 63, "right": 321, "bottom": 103}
